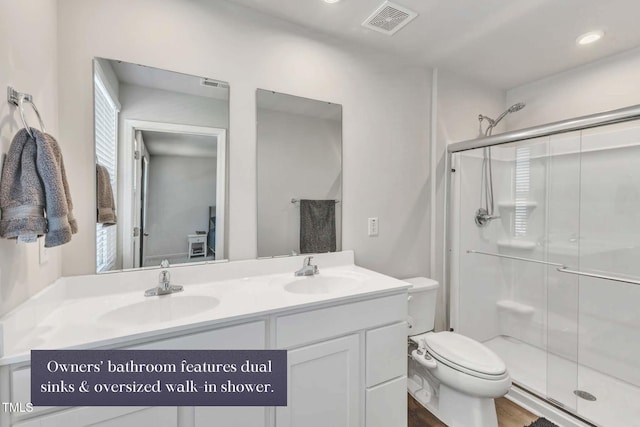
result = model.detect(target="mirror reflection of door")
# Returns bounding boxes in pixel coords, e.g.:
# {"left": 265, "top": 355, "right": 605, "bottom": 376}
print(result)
{"left": 139, "top": 152, "right": 149, "bottom": 267}
{"left": 131, "top": 129, "right": 148, "bottom": 269}
{"left": 125, "top": 124, "right": 226, "bottom": 268}
{"left": 132, "top": 130, "right": 144, "bottom": 269}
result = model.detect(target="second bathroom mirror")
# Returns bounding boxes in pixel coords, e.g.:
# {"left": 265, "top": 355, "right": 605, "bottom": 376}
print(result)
{"left": 94, "top": 58, "right": 229, "bottom": 272}
{"left": 256, "top": 89, "right": 342, "bottom": 258}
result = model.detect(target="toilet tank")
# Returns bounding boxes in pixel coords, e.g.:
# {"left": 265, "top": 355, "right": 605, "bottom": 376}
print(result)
{"left": 404, "top": 277, "right": 439, "bottom": 336}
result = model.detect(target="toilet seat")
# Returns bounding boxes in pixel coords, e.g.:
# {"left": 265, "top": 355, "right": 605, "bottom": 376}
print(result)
{"left": 416, "top": 332, "right": 507, "bottom": 380}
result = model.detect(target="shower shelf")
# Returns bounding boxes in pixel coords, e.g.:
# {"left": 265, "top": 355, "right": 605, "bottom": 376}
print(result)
{"left": 497, "top": 200, "right": 538, "bottom": 210}
{"left": 496, "top": 300, "right": 535, "bottom": 315}
{"left": 496, "top": 240, "right": 537, "bottom": 250}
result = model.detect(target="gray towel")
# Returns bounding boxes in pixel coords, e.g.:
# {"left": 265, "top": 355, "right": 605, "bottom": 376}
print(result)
{"left": 0, "top": 128, "right": 47, "bottom": 241}
{"left": 300, "top": 199, "right": 336, "bottom": 254}
{"left": 0, "top": 128, "right": 77, "bottom": 247}
{"left": 96, "top": 164, "right": 116, "bottom": 225}
{"left": 35, "top": 130, "right": 77, "bottom": 247}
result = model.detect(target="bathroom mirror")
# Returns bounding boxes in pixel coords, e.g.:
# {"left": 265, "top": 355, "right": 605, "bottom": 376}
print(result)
{"left": 93, "top": 58, "right": 229, "bottom": 272}
{"left": 256, "top": 89, "right": 342, "bottom": 258}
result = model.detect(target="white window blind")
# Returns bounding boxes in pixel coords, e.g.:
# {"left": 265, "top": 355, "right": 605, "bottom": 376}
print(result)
{"left": 514, "top": 146, "right": 531, "bottom": 237}
{"left": 95, "top": 76, "right": 119, "bottom": 272}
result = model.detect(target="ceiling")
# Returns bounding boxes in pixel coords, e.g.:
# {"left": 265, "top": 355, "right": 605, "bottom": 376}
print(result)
{"left": 257, "top": 89, "right": 342, "bottom": 121}
{"left": 142, "top": 131, "right": 218, "bottom": 158}
{"left": 226, "top": 0, "right": 640, "bottom": 89}
{"left": 109, "top": 59, "right": 229, "bottom": 101}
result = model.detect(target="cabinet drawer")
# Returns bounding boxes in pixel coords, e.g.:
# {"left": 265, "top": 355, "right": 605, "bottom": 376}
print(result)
{"left": 127, "top": 321, "right": 265, "bottom": 350}
{"left": 189, "top": 236, "right": 206, "bottom": 244}
{"left": 366, "top": 322, "right": 407, "bottom": 387}
{"left": 366, "top": 376, "right": 407, "bottom": 427}
{"left": 276, "top": 293, "right": 407, "bottom": 349}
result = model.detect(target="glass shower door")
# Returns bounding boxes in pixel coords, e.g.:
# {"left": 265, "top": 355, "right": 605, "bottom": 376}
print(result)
{"left": 544, "top": 131, "right": 581, "bottom": 412}
{"left": 573, "top": 120, "right": 640, "bottom": 426}
{"left": 451, "top": 116, "right": 640, "bottom": 427}
{"left": 454, "top": 137, "right": 553, "bottom": 397}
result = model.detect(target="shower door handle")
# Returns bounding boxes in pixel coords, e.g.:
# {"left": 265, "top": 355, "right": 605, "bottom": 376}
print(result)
{"left": 556, "top": 267, "right": 640, "bottom": 286}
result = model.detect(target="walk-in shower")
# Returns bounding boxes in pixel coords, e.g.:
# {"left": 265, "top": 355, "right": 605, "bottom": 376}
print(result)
{"left": 447, "top": 104, "right": 640, "bottom": 427}
{"left": 475, "top": 103, "right": 526, "bottom": 227}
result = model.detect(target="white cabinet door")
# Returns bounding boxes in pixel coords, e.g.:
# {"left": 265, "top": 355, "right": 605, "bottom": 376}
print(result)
{"left": 276, "top": 334, "right": 360, "bottom": 427}
{"left": 366, "top": 376, "right": 407, "bottom": 427}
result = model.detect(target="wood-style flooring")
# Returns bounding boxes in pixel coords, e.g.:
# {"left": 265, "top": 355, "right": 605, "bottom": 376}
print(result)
{"left": 408, "top": 394, "right": 539, "bottom": 427}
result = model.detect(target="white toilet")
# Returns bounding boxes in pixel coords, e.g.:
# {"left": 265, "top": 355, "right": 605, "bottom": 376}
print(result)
{"left": 405, "top": 277, "right": 511, "bottom": 427}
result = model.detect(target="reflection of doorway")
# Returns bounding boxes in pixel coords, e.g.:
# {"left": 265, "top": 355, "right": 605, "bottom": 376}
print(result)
{"left": 123, "top": 120, "right": 226, "bottom": 268}
{"left": 139, "top": 153, "right": 149, "bottom": 266}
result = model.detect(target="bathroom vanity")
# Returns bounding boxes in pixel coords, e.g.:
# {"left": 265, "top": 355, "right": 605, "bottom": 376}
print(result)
{"left": 0, "top": 251, "right": 409, "bottom": 427}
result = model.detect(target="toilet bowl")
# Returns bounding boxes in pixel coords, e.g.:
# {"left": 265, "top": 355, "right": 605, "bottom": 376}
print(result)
{"left": 405, "top": 277, "right": 511, "bottom": 427}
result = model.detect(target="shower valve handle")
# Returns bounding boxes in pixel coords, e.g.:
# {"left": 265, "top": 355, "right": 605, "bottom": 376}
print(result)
{"left": 475, "top": 208, "right": 501, "bottom": 227}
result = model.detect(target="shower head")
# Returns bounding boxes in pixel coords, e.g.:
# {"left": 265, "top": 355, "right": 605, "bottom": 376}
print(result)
{"left": 507, "top": 102, "right": 526, "bottom": 113}
{"left": 481, "top": 102, "right": 526, "bottom": 136}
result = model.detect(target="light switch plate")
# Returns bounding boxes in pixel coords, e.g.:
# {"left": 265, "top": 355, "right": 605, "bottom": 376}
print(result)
{"left": 368, "top": 217, "right": 379, "bottom": 237}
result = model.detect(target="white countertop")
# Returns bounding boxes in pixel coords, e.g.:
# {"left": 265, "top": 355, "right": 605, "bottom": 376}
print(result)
{"left": 0, "top": 251, "right": 410, "bottom": 365}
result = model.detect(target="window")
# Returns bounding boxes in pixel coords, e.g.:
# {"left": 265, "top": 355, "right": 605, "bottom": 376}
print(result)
{"left": 94, "top": 75, "right": 119, "bottom": 272}
{"left": 514, "top": 146, "right": 531, "bottom": 237}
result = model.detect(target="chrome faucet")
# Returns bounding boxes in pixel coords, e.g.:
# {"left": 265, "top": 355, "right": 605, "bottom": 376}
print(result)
{"left": 145, "top": 259, "right": 184, "bottom": 296}
{"left": 295, "top": 256, "right": 319, "bottom": 277}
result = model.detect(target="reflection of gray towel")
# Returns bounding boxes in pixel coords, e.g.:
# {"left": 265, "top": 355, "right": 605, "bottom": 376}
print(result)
{"left": 0, "top": 128, "right": 77, "bottom": 247}
{"left": 35, "top": 130, "right": 78, "bottom": 247}
{"left": 0, "top": 128, "right": 47, "bottom": 241}
{"left": 96, "top": 164, "right": 116, "bottom": 225}
{"left": 300, "top": 199, "right": 336, "bottom": 254}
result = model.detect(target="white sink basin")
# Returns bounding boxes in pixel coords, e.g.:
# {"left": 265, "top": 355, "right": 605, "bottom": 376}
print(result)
{"left": 99, "top": 295, "right": 220, "bottom": 325}
{"left": 273, "top": 272, "right": 366, "bottom": 295}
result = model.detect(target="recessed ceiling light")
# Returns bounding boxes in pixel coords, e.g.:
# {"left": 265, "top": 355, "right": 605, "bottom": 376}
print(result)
{"left": 324, "top": 0, "right": 341, "bottom": 3}
{"left": 576, "top": 30, "right": 604, "bottom": 46}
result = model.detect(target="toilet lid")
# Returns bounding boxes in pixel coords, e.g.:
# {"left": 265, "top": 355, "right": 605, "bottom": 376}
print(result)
{"left": 423, "top": 332, "right": 506, "bottom": 376}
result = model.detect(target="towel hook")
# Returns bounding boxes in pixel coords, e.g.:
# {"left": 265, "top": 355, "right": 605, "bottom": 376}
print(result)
{"left": 7, "top": 86, "right": 46, "bottom": 139}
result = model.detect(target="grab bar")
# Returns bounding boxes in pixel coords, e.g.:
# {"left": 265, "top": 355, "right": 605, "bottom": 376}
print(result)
{"left": 466, "top": 250, "right": 564, "bottom": 267}
{"left": 556, "top": 267, "right": 640, "bottom": 286}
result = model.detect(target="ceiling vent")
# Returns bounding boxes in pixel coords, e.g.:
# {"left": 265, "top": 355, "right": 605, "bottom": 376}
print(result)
{"left": 362, "top": 1, "right": 418, "bottom": 36}
{"left": 201, "top": 78, "right": 229, "bottom": 89}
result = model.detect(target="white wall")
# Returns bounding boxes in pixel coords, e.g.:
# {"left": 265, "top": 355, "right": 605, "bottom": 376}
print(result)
{"left": 146, "top": 155, "right": 216, "bottom": 260}
{"left": 0, "top": 0, "right": 60, "bottom": 317}
{"left": 257, "top": 108, "right": 341, "bottom": 257}
{"left": 506, "top": 46, "right": 640, "bottom": 129}
{"left": 57, "top": 0, "right": 431, "bottom": 279}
